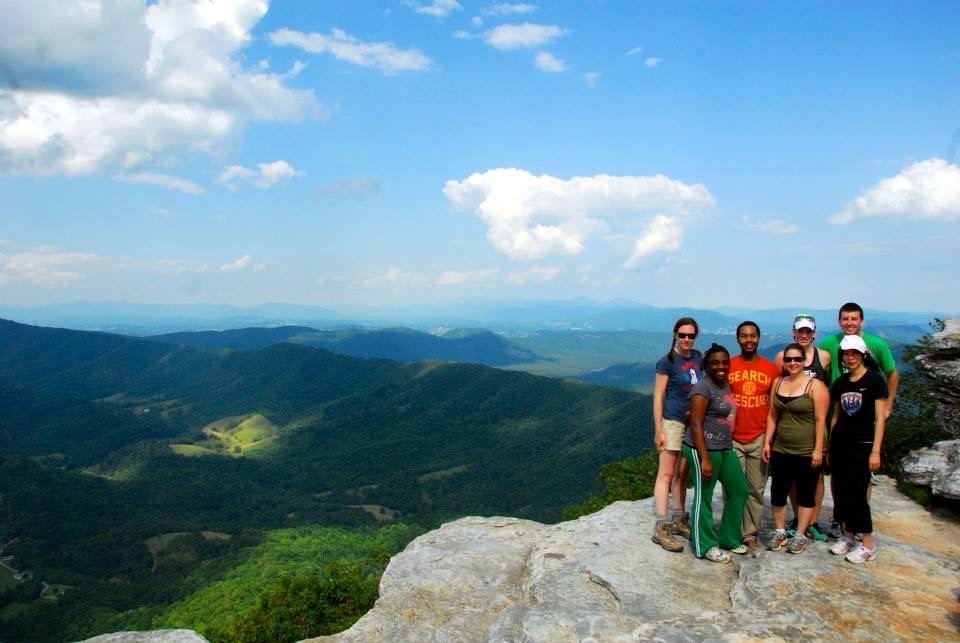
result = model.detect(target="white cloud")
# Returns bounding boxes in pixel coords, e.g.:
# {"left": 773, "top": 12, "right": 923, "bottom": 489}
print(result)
{"left": 0, "top": 248, "right": 98, "bottom": 286}
{"left": 453, "top": 30, "right": 476, "bottom": 40}
{"left": 436, "top": 268, "right": 499, "bottom": 285}
{"left": 407, "top": 0, "right": 463, "bottom": 17}
{"left": 534, "top": 52, "right": 566, "bottom": 73}
{"left": 219, "top": 255, "right": 252, "bottom": 272}
{"left": 482, "top": 3, "right": 538, "bottom": 16}
{"left": 314, "top": 176, "right": 383, "bottom": 200}
{"left": 118, "top": 171, "right": 205, "bottom": 195}
{"left": 471, "top": 16, "right": 484, "bottom": 27}
{"left": 217, "top": 160, "right": 303, "bottom": 190}
{"left": 506, "top": 264, "right": 563, "bottom": 285}
{"left": 582, "top": 72, "right": 601, "bottom": 87}
{"left": 444, "top": 168, "right": 715, "bottom": 261}
{"left": 0, "top": 0, "right": 321, "bottom": 176}
{"left": 625, "top": 46, "right": 644, "bottom": 56}
{"left": 154, "top": 258, "right": 210, "bottom": 275}
{"left": 740, "top": 215, "right": 799, "bottom": 235}
{"left": 644, "top": 57, "right": 662, "bottom": 68}
{"left": 623, "top": 215, "right": 682, "bottom": 267}
{"left": 270, "top": 28, "right": 432, "bottom": 74}
{"left": 831, "top": 158, "right": 960, "bottom": 224}
{"left": 361, "top": 266, "right": 430, "bottom": 287}
{"left": 484, "top": 23, "right": 567, "bottom": 50}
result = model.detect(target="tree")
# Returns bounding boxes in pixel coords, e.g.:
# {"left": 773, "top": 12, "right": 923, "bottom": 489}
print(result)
{"left": 562, "top": 450, "right": 659, "bottom": 520}
{"left": 224, "top": 559, "right": 379, "bottom": 643}
{"left": 883, "top": 320, "right": 947, "bottom": 481}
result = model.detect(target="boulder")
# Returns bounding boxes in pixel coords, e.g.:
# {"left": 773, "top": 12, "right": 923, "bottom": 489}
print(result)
{"left": 81, "top": 631, "right": 208, "bottom": 643}
{"left": 903, "top": 439, "right": 960, "bottom": 499}
{"left": 306, "top": 477, "right": 960, "bottom": 642}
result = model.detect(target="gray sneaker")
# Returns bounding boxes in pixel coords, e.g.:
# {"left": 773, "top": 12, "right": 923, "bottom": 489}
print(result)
{"left": 787, "top": 534, "right": 808, "bottom": 554}
{"left": 652, "top": 521, "right": 684, "bottom": 552}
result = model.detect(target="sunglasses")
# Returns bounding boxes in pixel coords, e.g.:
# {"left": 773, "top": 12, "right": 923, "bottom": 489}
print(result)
{"left": 783, "top": 356, "right": 805, "bottom": 363}
{"left": 677, "top": 332, "right": 696, "bottom": 339}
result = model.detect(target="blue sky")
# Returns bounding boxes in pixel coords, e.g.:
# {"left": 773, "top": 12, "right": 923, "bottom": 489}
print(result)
{"left": 1, "top": 0, "right": 958, "bottom": 312}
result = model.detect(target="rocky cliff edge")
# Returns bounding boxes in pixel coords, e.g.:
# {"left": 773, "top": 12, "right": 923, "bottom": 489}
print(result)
{"left": 308, "top": 477, "right": 959, "bottom": 642}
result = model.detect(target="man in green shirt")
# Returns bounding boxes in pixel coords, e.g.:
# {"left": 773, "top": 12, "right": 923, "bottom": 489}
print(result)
{"left": 819, "top": 302, "right": 898, "bottom": 418}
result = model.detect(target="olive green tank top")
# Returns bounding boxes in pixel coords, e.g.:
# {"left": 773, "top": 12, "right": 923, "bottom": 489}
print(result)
{"left": 772, "top": 379, "right": 816, "bottom": 456}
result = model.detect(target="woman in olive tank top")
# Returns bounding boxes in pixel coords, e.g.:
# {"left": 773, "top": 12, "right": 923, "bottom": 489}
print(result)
{"left": 763, "top": 343, "right": 828, "bottom": 554}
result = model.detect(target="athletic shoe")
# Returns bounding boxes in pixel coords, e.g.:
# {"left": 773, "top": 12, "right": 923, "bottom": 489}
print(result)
{"left": 671, "top": 512, "right": 692, "bottom": 540}
{"left": 806, "top": 523, "right": 828, "bottom": 542}
{"left": 768, "top": 529, "right": 788, "bottom": 551}
{"left": 845, "top": 543, "right": 877, "bottom": 564}
{"left": 787, "top": 534, "right": 808, "bottom": 554}
{"left": 786, "top": 517, "right": 798, "bottom": 537}
{"left": 652, "top": 521, "right": 684, "bottom": 553}
{"left": 830, "top": 536, "right": 855, "bottom": 556}
{"left": 728, "top": 543, "right": 748, "bottom": 555}
{"left": 743, "top": 537, "right": 760, "bottom": 553}
{"left": 855, "top": 532, "right": 864, "bottom": 542}
{"left": 704, "top": 546, "right": 731, "bottom": 564}
{"left": 825, "top": 520, "right": 843, "bottom": 539}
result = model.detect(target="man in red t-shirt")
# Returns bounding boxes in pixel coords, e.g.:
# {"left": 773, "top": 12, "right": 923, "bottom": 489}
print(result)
{"left": 728, "top": 321, "right": 781, "bottom": 551}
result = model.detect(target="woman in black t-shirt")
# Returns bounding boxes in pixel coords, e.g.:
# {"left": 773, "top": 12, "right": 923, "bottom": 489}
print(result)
{"left": 828, "top": 334, "right": 887, "bottom": 564}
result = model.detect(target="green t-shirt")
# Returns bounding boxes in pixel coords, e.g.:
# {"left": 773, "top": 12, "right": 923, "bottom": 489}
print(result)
{"left": 819, "top": 331, "right": 896, "bottom": 384}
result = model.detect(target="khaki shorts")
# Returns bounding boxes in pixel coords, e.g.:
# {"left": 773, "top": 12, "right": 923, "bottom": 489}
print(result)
{"left": 662, "top": 419, "right": 686, "bottom": 452}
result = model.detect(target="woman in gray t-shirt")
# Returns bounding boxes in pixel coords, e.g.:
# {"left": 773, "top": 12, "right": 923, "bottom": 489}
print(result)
{"left": 682, "top": 343, "right": 749, "bottom": 563}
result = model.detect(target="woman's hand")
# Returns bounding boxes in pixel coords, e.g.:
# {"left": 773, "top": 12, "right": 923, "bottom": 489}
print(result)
{"left": 655, "top": 430, "right": 666, "bottom": 451}
{"left": 761, "top": 443, "right": 771, "bottom": 463}
{"left": 869, "top": 451, "right": 881, "bottom": 472}
{"left": 811, "top": 448, "right": 822, "bottom": 468}
{"left": 700, "top": 457, "right": 713, "bottom": 479}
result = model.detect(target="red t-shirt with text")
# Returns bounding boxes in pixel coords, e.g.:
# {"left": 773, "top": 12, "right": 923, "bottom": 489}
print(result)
{"left": 728, "top": 355, "right": 780, "bottom": 443}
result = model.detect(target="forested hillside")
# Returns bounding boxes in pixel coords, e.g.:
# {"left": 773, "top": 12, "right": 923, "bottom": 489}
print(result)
{"left": 0, "top": 318, "right": 652, "bottom": 641}
{"left": 150, "top": 325, "right": 538, "bottom": 367}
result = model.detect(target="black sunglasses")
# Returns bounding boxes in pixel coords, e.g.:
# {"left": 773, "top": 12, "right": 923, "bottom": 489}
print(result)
{"left": 783, "top": 356, "right": 805, "bottom": 363}
{"left": 677, "top": 332, "right": 696, "bottom": 339}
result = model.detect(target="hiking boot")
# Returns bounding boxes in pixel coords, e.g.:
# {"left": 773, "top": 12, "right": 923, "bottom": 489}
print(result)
{"left": 787, "top": 534, "right": 808, "bottom": 554}
{"left": 671, "top": 512, "right": 692, "bottom": 540}
{"left": 806, "top": 523, "right": 828, "bottom": 542}
{"left": 652, "top": 521, "right": 684, "bottom": 552}
{"left": 830, "top": 536, "right": 855, "bottom": 556}
{"left": 845, "top": 543, "right": 877, "bottom": 564}
{"left": 768, "top": 529, "right": 788, "bottom": 551}
{"left": 704, "top": 546, "right": 731, "bottom": 563}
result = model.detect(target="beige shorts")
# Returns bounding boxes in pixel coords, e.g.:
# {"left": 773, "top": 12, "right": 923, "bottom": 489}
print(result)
{"left": 662, "top": 419, "right": 686, "bottom": 452}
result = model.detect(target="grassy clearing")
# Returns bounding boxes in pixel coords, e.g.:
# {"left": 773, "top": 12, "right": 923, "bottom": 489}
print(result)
{"left": 351, "top": 504, "right": 400, "bottom": 522}
{"left": 169, "top": 444, "right": 219, "bottom": 457}
{"left": 417, "top": 464, "right": 471, "bottom": 482}
{"left": 202, "top": 413, "right": 280, "bottom": 454}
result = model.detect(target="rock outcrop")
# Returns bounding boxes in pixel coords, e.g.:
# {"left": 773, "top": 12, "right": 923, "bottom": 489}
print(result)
{"left": 903, "top": 440, "right": 960, "bottom": 499}
{"left": 307, "top": 477, "right": 960, "bottom": 642}
{"left": 905, "top": 318, "right": 960, "bottom": 499}
{"left": 915, "top": 318, "right": 960, "bottom": 440}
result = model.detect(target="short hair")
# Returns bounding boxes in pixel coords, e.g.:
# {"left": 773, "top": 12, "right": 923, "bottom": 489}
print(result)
{"left": 736, "top": 320, "right": 760, "bottom": 337}
{"left": 838, "top": 302, "right": 864, "bottom": 319}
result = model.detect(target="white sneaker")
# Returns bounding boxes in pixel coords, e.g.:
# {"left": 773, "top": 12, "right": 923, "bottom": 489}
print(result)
{"left": 845, "top": 543, "right": 877, "bottom": 564}
{"left": 704, "top": 546, "right": 731, "bottom": 564}
{"left": 830, "top": 536, "right": 855, "bottom": 556}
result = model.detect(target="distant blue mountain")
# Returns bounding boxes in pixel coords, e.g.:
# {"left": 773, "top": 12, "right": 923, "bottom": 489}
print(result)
{"left": 149, "top": 326, "right": 539, "bottom": 367}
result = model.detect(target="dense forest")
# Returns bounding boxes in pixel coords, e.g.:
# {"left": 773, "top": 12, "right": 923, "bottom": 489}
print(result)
{"left": 0, "top": 318, "right": 653, "bottom": 641}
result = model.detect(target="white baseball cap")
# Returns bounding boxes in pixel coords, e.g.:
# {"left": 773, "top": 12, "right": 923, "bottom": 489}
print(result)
{"left": 840, "top": 334, "right": 869, "bottom": 354}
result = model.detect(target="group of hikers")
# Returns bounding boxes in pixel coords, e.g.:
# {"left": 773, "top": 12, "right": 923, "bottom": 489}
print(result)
{"left": 651, "top": 302, "right": 897, "bottom": 564}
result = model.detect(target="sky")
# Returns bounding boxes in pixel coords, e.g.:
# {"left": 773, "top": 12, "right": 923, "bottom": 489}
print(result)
{"left": 1, "top": 0, "right": 959, "bottom": 313}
